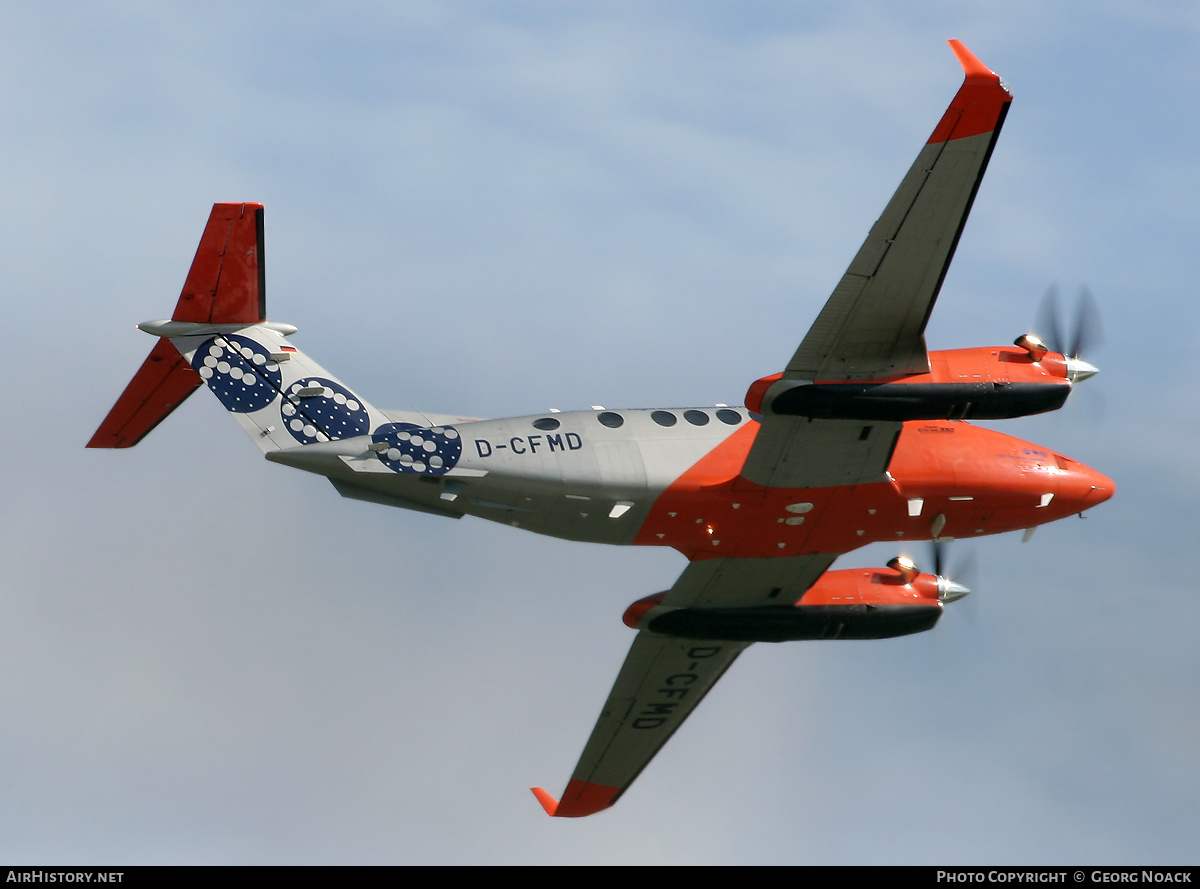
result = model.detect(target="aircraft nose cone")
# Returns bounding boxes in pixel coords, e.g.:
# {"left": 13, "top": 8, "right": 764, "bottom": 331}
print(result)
{"left": 1060, "top": 462, "right": 1114, "bottom": 510}
{"left": 1065, "top": 357, "right": 1099, "bottom": 383}
{"left": 1082, "top": 465, "right": 1115, "bottom": 506}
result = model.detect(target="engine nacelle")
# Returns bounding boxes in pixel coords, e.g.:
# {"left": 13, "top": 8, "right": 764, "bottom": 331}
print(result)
{"left": 624, "top": 565, "right": 944, "bottom": 642}
{"left": 746, "top": 345, "right": 1073, "bottom": 421}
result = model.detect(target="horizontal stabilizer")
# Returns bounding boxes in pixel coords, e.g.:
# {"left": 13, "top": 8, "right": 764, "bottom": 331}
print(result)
{"left": 87, "top": 339, "right": 203, "bottom": 448}
{"left": 172, "top": 202, "right": 265, "bottom": 324}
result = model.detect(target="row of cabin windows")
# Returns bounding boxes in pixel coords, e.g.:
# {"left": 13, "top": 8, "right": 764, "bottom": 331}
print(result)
{"left": 530, "top": 410, "right": 743, "bottom": 432}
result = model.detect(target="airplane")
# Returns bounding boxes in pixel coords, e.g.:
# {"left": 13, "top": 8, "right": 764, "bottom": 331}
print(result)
{"left": 88, "top": 40, "right": 1112, "bottom": 818}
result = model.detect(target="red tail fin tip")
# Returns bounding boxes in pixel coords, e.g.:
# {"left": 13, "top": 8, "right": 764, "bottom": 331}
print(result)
{"left": 172, "top": 202, "right": 266, "bottom": 325}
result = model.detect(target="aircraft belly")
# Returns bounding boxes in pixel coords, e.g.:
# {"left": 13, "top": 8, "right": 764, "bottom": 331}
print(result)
{"left": 463, "top": 436, "right": 653, "bottom": 544}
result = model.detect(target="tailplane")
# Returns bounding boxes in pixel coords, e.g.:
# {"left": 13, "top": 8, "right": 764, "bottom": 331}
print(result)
{"left": 88, "top": 202, "right": 266, "bottom": 448}
{"left": 89, "top": 203, "right": 382, "bottom": 454}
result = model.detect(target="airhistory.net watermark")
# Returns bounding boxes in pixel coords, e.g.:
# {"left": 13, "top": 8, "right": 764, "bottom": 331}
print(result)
{"left": 5, "top": 873, "right": 123, "bottom": 883}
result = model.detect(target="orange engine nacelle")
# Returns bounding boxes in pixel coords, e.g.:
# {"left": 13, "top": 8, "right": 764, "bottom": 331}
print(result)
{"left": 745, "top": 345, "right": 1072, "bottom": 421}
{"left": 623, "top": 565, "right": 945, "bottom": 642}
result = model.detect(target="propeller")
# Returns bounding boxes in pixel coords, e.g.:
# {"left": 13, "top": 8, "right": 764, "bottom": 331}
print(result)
{"left": 890, "top": 543, "right": 974, "bottom": 603}
{"left": 929, "top": 539, "right": 973, "bottom": 604}
{"left": 1031, "top": 284, "right": 1104, "bottom": 383}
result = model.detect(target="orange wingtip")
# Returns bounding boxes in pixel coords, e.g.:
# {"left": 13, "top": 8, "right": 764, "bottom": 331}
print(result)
{"left": 927, "top": 40, "right": 1011, "bottom": 145}
{"left": 530, "top": 780, "right": 620, "bottom": 817}
{"left": 531, "top": 787, "right": 560, "bottom": 815}
{"left": 947, "top": 39, "right": 996, "bottom": 81}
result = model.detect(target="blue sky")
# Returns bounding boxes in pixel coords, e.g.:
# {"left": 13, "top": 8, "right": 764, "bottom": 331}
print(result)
{"left": 0, "top": 1, "right": 1196, "bottom": 864}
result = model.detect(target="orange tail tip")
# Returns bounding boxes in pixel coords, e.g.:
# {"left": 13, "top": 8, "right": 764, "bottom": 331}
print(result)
{"left": 531, "top": 779, "right": 620, "bottom": 817}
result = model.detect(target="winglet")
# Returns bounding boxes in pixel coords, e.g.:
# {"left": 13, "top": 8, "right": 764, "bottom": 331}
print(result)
{"left": 531, "top": 787, "right": 560, "bottom": 815}
{"left": 926, "top": 40, "right": 1012, "bottom": 145}
{"left": 947, "top": 39, "right": 995, "bottom": 81}
{"left": 530, "top": 780, "right": 620, "bottom": 817}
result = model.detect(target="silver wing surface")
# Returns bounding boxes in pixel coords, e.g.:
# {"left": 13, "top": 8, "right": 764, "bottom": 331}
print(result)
{"left": 534, "top": 41, "right": 1012, "bottom": 816}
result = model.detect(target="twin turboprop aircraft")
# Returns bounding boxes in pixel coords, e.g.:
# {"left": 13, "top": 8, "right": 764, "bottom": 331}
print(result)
{"left": 89, "top": 41, "right": 1112, "bottom": 818}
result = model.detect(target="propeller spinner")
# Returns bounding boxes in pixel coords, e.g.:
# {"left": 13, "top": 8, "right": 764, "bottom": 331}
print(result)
{"left": 1021, "top": 284, "right": 1103, "bottom": 382}
{"left": 930, "top": 541, "right": 971, "bottom": 603}
{"left": 888, "top": 549, "right": 970, "bottom": 603}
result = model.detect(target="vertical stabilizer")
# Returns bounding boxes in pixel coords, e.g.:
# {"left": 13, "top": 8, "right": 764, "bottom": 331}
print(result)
{"left": 173, "top": 202, "right": 265, "bottom": 324}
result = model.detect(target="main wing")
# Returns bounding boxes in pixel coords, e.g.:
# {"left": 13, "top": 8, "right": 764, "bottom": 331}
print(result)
{"left": 532, "top": 554, "right": 836, "bottom": 817}
{"left": 534, "top": 42, "right": 1012, "bottom": 817}
{"left": 742, "top": 40, "right": 1011, "bottom": 489}
{"left": 788, "top": 40, "right": 1011, "bottom": 382}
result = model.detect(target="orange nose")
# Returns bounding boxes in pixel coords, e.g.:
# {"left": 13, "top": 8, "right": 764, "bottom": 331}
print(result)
{"left": 1060, "top": 461, "right": 1114, "bottom": 511}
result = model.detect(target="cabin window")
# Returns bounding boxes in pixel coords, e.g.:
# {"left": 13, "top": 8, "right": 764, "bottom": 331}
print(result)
{"left": 597, "top": 411, "right": 625, "bottom": 428}
{"left": 651, "top": 410, "right": 677, "bottom": 427}
{"left": 532, "top": 417, "right": 560, "bottom": 431}
{"left": 716, "top": 409, "right": 741, "bottom": 425}
{"left": 684, "top": 410, "right": 710, "bottom": 426}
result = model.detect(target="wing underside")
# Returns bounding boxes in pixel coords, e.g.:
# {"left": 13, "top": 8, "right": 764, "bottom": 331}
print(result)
{"left": 741, "top": 42, "right": 1010, "bottom": 490}
{"left": 533, "top": 554, "right": 836, "bottom": 817}
{"left": 739, "top": 416, "right": 903, "bottom": 489}
{"left": 785, "top": 40, "right": 1011, "bottom": 382}
{"left": 535, "top": 42, "right": 1013, "bottom": 818}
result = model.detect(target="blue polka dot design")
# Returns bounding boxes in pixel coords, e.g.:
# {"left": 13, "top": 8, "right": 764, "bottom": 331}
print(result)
{"left": 372, "top": 422, "right": 462, "bottom": 475}
{"left": 191, "top": 335, "right": 283, "bottom": 413}
{"left": 280, "top": 376, "right": 371, "bottom": 445}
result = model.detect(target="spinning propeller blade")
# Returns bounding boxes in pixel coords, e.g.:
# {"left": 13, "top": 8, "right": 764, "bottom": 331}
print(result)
{"left": 1033, "top": 284, "right": 1103, "bottom": 382}
{"left": 929, "top": 540, "right": 973, "bottom": 603}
